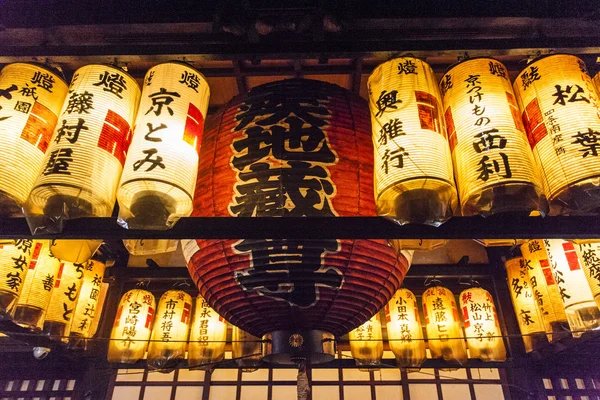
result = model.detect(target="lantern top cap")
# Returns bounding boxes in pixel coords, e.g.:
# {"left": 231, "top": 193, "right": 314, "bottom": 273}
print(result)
{"left": 2, "top": 62, "right": 68, "bottom": 85}
{"left": 148, "top": 60, "right": 208, "bottom": 80}
{"left": 441, "top": 56, "right": 506, "bottom": 78}
{"left": 515, "top": 53, "right": 585, "bottom": 78}
{"left": 368, "top": 57, "right": 434, "bottom": 84}
{"left": 72, "top": 63, "right": 139, "bottom": 83}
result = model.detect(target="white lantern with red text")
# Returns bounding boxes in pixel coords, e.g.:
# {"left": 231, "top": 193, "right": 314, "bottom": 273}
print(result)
{"left": 459, "top": 287, "right": 506, "bottom": 362}
{"left": 504, "top": 256, "right": 547, "bottom": 352}
{"left": 70, "top": 259, "right": 106, "bottom": 339}
{"left": 147, "top": 290, "right": 192, "bottom": 371}
{"left": 188, "top": 295, "right": 228, "bottom": 369}
{"left": 13, "top": 241, "right": 61, "bottom": 328}
{"left": 349, "top": 313, "right": 384, "bottom": 370}
{"left": 513, "top": 55, "right": 600, "bottom": 215}
{"left": 368, "top": 58, "right": 458, "bottom": 225}
{"left": 117, "top": 62, "right": 209, "bottom": 230}
{"left": 0, "top": 240, "right": 34, "bottom": 315}
{"left": 108, "top": 289, "right": 155, "bottom": 363}
{"left": 24, "top": 64, "right": 140, "bottom": 233}
{"left": 422, "top": 286, "right": 467, "bottom": 365}
{"left": 0, "top": 64, "right": 68, "bottom": 216}
{"left": 385, "top": 288, "right": 426, "bottom": 368}
{"left": 543, "top": 239, "right": 600, "bottom": 336}
{"left": 575, "top": 242, "right": 600, "bottom": 310}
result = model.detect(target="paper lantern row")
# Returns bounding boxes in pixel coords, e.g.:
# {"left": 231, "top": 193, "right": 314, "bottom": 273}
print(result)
{"left": 350, "top": 286, "right": 506, "bottom": 369}
{"left": 505, "top": 239, "right": 600, "bottom": 353}
{"left": 0, "top": 62, "right": 210, "bottom": 236}
{"left": 0, "top": 240, "right": 107, "bottom": 340}
{"left": 369, "top": 54, "right": 600, "bottom": 228}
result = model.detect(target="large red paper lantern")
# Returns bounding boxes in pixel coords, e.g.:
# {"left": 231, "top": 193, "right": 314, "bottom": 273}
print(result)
{"left": 184, "top": 79, "right": 410, "bottom": 364}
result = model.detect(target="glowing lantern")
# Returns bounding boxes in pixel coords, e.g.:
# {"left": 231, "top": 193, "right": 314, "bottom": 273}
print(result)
{"left": 459, "top": 287, "right": 506, "bottom": 362}
{"left": 185, "top": 79, "right": 411, "bottom": 365}
{"left": 520, "top": 240, "right": 569, "bottom": 342}
{"left": 513, "top": 54, "right": 600, "bottom": 215}
{"left": 50, "top": 239, "right": 102, "bottom": 264}
{"left": 367, "top": 57, "right": 457, "bottom": 225}
{"left": 0, "top": 240, "right": 34, "bottom": 315}
{"left": 0, "top": 63, "right": 68, "bottom": 216}
{"left": 543, "top": 239, "right": 600, "bottom": 336}
{"left": 13, "top": 241, "right": 60, "bottom": 328}
{"left": 147, "top": 290, "right": 192, "bottom": 371}
{"left": 422, "top": 286, "right": 467, "bottom": 365}
{"left": 43, "top": 261, "right": 84, "bottom": 337}
{"left": 389, "top": 239, "right": 446, "bottom": 251}
{"left": 70, "top": 259, "right": 106, "bottom": 339}
{"left": 88, "top": 280, "right": 109, "bottom": 338}
{"left": 504, "top": 256, "right": 547, "bottom": 352}
{"left": 123, "top": 239, "right": 178, "bottom": 256}
{"left": 108, "top": 289, "right": 155, "bottom": 363}
{"left": 575, "top": 242, "right": 600, "bottom": 309}
{"left": 188, "top": 295, "right": 228, "bottom": 369}
{"left": 348, "top": 313, "right": 384, "bottom": 370}
{"left": 593, "top": 72, "right": 600, "bottom": 97}
{"left": 24, "top": 64, "right": 141, "bottom": 234}
{"left": 117, "top": 62, "right": 209, "bottom": 230}
{"left": 441, "top": 58, "right": 543, "bottom": 216}
{"left": 385, "top": 288, "right": 426, "bottom": 368}
{"left": 475, "top": 239, "right": 526, "bottom": 247}
{"left": 232, "top": 326, "right": 262, "bottom": 372}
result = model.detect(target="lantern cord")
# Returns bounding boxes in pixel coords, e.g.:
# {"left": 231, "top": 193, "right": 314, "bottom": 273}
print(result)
{"left": 458, "top": 276, "right": 479, "bottom": 287}
{"left": 423, "top": 276, "right": 442, "bottom": 287}
{"left": 172, "top": 280, "right": 191, "bottom": 289}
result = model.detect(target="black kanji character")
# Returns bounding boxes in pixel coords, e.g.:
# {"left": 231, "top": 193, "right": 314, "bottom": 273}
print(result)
{"left": 65, "top": 91, "right": 94, "bottom": 114}
{"left": 572, "top": 128, "right": 600, "bottom": 157}
{"left": 93, "top": 71, "right": 127, "bottom": 99}
{"left": 552, "top": 84, "right": 590, "bottom": 106}
{"left": 375, "top": 90, "right": 401, "bottom": 117}
{"left": 55, "top": 118, "right": 88, "bottom": 144}
{"left": 31, "top": 71, "right": 55, "bottom": 92}
{"left": 476, "top": 153, "right": 512, "bottom": 181}
{"left": 521, "top": 66, "right": 541, "bottom": 90}
{"left": 398, "top": 60, "right": 418, "bottom": 75}
{"left": 144, "top": 122, "right": 167, "bottom": 142}
{"left": 43, "top": 148, "right": 73, "bottom": 175}
{"left": 64, "top": 282, "right": 78, "bottom": 302}
{"left": 5, "top": 272, "right": 22, "bottom": 290}
{"left": 19, "top": 83, "right": 38, "bottom": 101}
{"left": 179, "top": 70, "right": 200, "bottom": 92}
{"left": 133, "top": 149, "right": 165, "bottom": 172}
{"left": 14, "top": 101, "right": 32, "bottom": 114}
{"left": 145, "top": 88, "right": 180, "bottom": 116}
{"left": 472, "top": 128, "right": 507, "bottom": 153}
{"left": 42, "top": 274, "right": 54, "bottom": 291}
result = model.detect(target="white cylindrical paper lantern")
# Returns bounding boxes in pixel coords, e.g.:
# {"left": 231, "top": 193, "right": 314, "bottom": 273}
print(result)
{"left": 442, "top": 58, "right": 543, "bottom": 216}
{"left": 348, "top": 313, "right": 384, "bottom": 370}
{"left": 575, "top": 242, "right": 600, "bottom": 310}
{"left": 24, "top": 64, "right": 141, "bottom": 233}
{"left": 0, "top": 64, "right": 68, "bottom": 216}
{"left": 385, "top": 288, "right": 426, "bottom": 368}
{"left": 188, "top": 295, "right": 228, "bottom": 369}
{"left": 513, "top": 54, "right": 600, "bottom": 215}
{"left": 0, "top": 240, "right": 34, "bottom": 316}
{"left": 459, "top": 287, "right": 506, "bottom": 362}
{"left": 123, "top": 239, "right": 178, "bottom": 256}
{"left": 70, "top": 259, "right": 106, "bottom": 339}
{"left": 118, "top": 62, "right": 209, "bottom": 230}
{"left": 544, "top": 239, "right": 600, "bottom": 336}
{"left": 43, "top": 260, "right": 85, "bottom": 337}
{"left": 368, "top": 57, "right": 458, "bottom": 226}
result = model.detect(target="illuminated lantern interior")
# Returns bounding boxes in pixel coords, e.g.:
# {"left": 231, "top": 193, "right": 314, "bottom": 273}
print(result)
{"left": 232, "top": 326, "right": 262, "bottom": 372}
{"left": 459, "top": 287, "right": 506, "bottom": 362}
{"left": 385, "top": 288, "right": 426, "bottom": 368}
{"left": 50, "top": 239, "right": 102, "bottom": 264}
{"left": 368, "top": 57, "right": 458, "bottom": 226}
{"left": 70, "top": 259, "right": 106, "bottom": 339}
{"left": 504, "top": 256, "right": 547, "bottom": 352}
{"left": 123, "top": 239, "right": 178, "bottom": 256}
{"left": 389, "top": 238, "right": 447, "bottom": 251}
{"left": 475, "top": 239, "right": 526, "bottom": 247}
{"left": 348, "top": 313, "right": 384, "bottom": 370}
{"left": 520, "top": 240, "right": 569, "bottom": 342}
{"left": 441, "top": 58, "right": 543, "bottom": 217}
{"left": 188, "top": 295, "right": 228, "bottom": 369}
{"left": 544, "top": 239, "right": 600, "bottom": 336}
{"left": 513, "top": 54, "right": 600, "bottom": 215}
{"left": 13, "top": 241, "right": 60, "bottom": 329}
{"left": 0, "top": 240, "right": 34, "bottom": 315}
{"left": 422, "top": 286, "right": 467, "bottom": 365}
{"left": 147, "top": 290, "right": 192, "bottom": 372}
{"left": 575, "top": 241, "right": 600, "bottom": 310}
{"left": 43, "top": 260, "right": 85, "bottom": 337}
{"left": 117, "top": 62, "right": 209, "bottom": 230}
{"left": 24, "top": 64, "right": 141, "bottom": 234}
{"left": 593, "top": 72, "right": 600, "bottom": 100}
{"left": 0, "top": 63, "right": 68, "bottom": 216}
{"left": 107, "top": 289, "right": 155, "bottom": 363}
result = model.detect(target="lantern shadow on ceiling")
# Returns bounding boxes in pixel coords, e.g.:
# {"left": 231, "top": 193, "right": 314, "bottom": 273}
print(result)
{"left": 184, "top": 79, "right": 411, "bottom": 365}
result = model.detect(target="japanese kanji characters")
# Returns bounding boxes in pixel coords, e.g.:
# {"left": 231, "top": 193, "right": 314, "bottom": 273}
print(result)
{"left": 188, "top": 295, "right": 228, "bottom": 368}
{"left": 385, "top": 288, "right": 426, "bottom": 368}
{"left": 349, "top": 314, "right": 384, "bottom": 370}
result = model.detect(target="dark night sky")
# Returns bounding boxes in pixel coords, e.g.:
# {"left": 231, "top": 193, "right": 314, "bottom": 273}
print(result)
{"left": 0, "top": 0, "right": 598, "bottom": 28}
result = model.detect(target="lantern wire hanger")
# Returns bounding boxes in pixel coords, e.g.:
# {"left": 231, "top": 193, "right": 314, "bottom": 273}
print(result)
{"left": 423, "top": 276, "right": 442, "bottom": 287}
{"left": 458, "top": 275, "right": 479, "bottom": 287}
{"left": 135, "top": 280, "right": 151, "bottom": 289}
{"left": 172, "top": 281, "right": 191, "bottom": 289}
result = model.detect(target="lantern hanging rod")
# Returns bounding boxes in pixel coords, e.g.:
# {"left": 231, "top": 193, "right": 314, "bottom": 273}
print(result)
{"left": 1, "top": 216, "right": 600, "bottom": 239}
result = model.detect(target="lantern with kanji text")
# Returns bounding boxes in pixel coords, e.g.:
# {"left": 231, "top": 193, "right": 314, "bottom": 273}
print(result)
{"left": 108, "top": 289, "right": 155, "bottom": 363}
{"left": 459, "top": 287, "right": 506, "bottom": 362}
{"left": 513, "top": 54, "right": 600, "bottom": 215}
{"left": 349, "top": 313, "right": 384, "bottom": 370}
{"left": 575, "top": 242, "right": 600, "bottom": 310}
{"left": 188, "top": 295, "right": 228, "bottom": 369}
{"left": 0, "top": 63, "right": 68, "bottom": 216}
{"left": 0, "top": 240, "right": 34, "bottom": 316}
{"left": 422, "top": 286, "right": 467, "bottom": 365}
{"left": 184, "top": 79, "right": 412, "bottom": 365}
{"left": 43, "top": 260, "right": 85, "bottom": 337}
{"left": 368, "top": 57, "right": 458, "bottom": 225}
{"left": 385, "top": 288, "right": 427, "bottom": 368}
{"left": 147, "top": 290, "right": 192, "bottom": 371}
{"left": 117, "top": 62, "right": 209, "bottom": 230}
{"left": 69, "top": 258, "right": 106, "bottom": 341}
{"left": 24, "top": 64, "right": 140, "bottom": 234}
